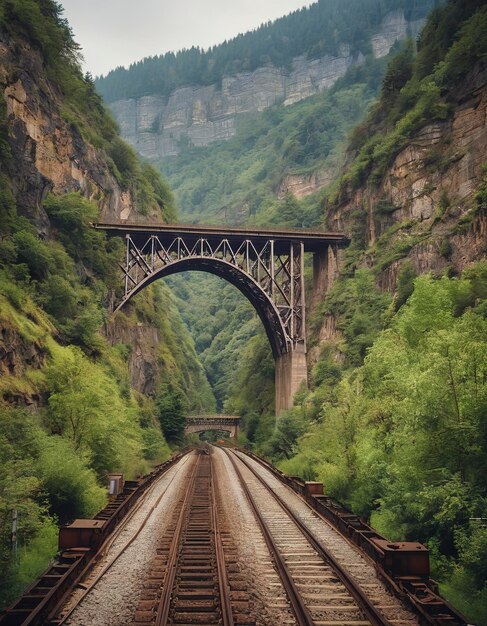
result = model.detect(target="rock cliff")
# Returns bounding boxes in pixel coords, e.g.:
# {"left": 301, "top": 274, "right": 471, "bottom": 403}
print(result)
{"left": 326, "top": 63, "right": 487, "bottom": 284}
{"left": 0, "top": 32, "right": 161, "bottom": 228}
{"left": 308, "top": 63, "right": 487, "bottom": 366}
{"left": 110, "top": 10, "right": 423, "bottom": 159}
{"left": 0, "top": 28, "right": 200, "bottom": 401}
{"left": 307, "top": 61, "right": 487, "bottom": 365}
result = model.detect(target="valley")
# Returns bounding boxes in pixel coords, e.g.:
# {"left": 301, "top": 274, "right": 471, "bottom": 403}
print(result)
{"left": 0, "top": 0, "right": 486, "bottom": 622}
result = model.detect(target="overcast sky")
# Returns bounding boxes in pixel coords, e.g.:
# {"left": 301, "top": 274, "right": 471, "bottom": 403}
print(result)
{"left": 59, "top": 0, "right": 314, "bottom": 78}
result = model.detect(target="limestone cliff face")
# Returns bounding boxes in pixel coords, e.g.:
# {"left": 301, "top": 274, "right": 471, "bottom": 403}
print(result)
{"left": 0, "top": 30, "right": 169, "bottom": 397}
{"left": 0, "top": 32, "right": 160, "bottom": 229}
{"left": 308, "top": 62, "right": 487, "bottom": 362}
{"left": 277, "top": 166, "right": 336, "bottom": 200}
{"left": 326, "top": 63, "right": 487, "bottom": 286}
{"left": 110, "top": 10, "right": 423, "bottom": 159}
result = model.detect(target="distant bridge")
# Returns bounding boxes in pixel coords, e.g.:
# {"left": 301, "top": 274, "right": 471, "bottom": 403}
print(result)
{"left": 97, "top": 222, "right": 348, "bottom": 413}
{"left": 185, "top": 415, "right": 240, "bottom": 438}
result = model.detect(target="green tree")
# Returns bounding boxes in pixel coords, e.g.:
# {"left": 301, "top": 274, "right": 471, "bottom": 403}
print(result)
{"left": 395, "top": 261, "right": 417, "bottom": 309}
{"left": 155, "top": 383, "right": 186, "bottom": 443}
{"left": 45, "top": 345, "right": 144, "bottom": 476}
{"left": 324, "top": 269, "right": 391, "bottom": 365}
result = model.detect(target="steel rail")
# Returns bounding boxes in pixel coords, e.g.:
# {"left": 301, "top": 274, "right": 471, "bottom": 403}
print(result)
{"left": 52, "top": 454, "right": 194, "bottom": 625}
{"left": 155, "top": 455, "right": 201, "bottom": 626}
{"left": 210, "top": 454, "right": 234, "bottom": 626}
{"left": 228, "top": 448, "right": 395, "bottom": 626}
{"left": 222, "top": 447, "right": 314, "bottom": 626}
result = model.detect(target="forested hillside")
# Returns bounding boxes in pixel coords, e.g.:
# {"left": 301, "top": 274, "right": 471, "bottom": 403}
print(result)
{"left": 96, "top": 0, "right": 431, "bottom": 103}
{"left": 157, "top": 62, "right": 387, "bottom": 225}
{"left": 0, "top": 0, "right": 214, "bottom": 606}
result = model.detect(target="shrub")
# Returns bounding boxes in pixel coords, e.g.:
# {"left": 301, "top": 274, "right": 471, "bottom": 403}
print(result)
{"left": 395, "top": 261, "right": 417, "bottom": 309}
{"left": 12, "top": 231, "right": 53, "bottom": 280}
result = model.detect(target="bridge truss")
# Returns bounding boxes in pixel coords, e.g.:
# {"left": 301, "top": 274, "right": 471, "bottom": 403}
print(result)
{"left": 97, "top": 222, "right": 347, "bottom": 409}
{"left": 108, "top": 226, "right": 319, "bottom": 356}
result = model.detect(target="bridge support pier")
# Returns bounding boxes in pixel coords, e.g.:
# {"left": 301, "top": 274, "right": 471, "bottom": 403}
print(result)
{"left": 275, "top": 244, "right": 341, "bottom": 415}
{"left": 275, "top": 344, "right": 307, "bottom": 415}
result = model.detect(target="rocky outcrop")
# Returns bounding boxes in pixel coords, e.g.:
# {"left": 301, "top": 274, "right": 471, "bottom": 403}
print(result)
{"left": 0, "top": 327, "right": 46, "bottom": 379}
{"left": 325, "top": 61, "right": 487, "bottom": 294}
{"left": 277, "top": 166, "right": 336, "bottom": 200}
{"left": 104, "top": 317, "right": 161, "bottom": 397}
{"left": 371, "top": 11, "right": 423, "bottom": 58}
{"left": 110, "top": 10, "right": 423, "bottom": 159}
{"left": 111, "top": 49, "right": 357, "bottom": 158}
{"left": 0, "top": 33, "right": 160, "bottom": 227}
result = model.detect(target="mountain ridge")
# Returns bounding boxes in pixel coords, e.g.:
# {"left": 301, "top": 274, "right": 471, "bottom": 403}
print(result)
{"left": 98, "top": 2, "right": 431, "bottom": 158}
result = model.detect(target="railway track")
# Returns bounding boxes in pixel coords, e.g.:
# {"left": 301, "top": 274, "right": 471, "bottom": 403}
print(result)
{"left": 134, "top": 447, "right": 253, "bottom": 626}
{"left": 2, "top": 444, "right": 468, "bottom": 626}
{"left": 229, "top": 447, "right": 468, "bottom": 626}
{"left": 222, "top": 447, "right": 416, "bottom": 626}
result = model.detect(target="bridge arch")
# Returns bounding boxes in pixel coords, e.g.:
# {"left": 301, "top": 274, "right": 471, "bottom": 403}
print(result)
{"left": 97, "top": 223, "right": 348, "bottom": 413}
{"left": 116, "top": 256, "right": 288, "bottom": 358}
{"left": 185, "top": 415, "right": 240, "bottom": 438}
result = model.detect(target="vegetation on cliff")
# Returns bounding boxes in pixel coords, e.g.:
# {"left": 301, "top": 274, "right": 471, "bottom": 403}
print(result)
{"left": 95, "top": 0, "right": 433, "bottom": 103}
{"left": 165, "top": 274, "right": 266, "bottom": 411}
{"left": 0, "top": 0, "right": 214, "bottom": 607}
{"left": 157, "top": 67, "right": 386, "bottom": 225}
{"left": 0, "top": 0, "right": 177, "bottom": 219}
{"left": 331, "top": 0, "right": 487, "bottom": 202}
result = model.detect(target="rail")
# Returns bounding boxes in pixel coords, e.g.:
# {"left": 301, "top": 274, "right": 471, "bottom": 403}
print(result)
{"left": 150, "top": 449, "right": 236, "bottom": 626}
{"left": 0, "top": 449, "right": 193, "bottom": 626}
{"left": 224, "top": 447, "right": 394, "bottom": 626}
{"left": 231, "top": 445, "right": 469, "bottom": 626}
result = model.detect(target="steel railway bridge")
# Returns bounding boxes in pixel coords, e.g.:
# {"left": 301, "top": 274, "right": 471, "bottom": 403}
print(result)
{"left": 96, "top": 222, "right": 348, "bottom": 413}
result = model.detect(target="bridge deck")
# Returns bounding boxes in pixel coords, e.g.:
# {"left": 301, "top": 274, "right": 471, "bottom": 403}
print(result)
{"left": 95, "top": 222, "right": 348, "bottom": 253}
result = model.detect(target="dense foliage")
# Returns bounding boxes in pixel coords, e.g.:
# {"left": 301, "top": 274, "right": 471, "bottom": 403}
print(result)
{"left": 165, "top": 274, "right": 265, "bottom": 410}
{"left": 274, "top": 268, "right": 487, "bottom": 622}
{"left": 155, "top": 384, "right": 186, "bottom": 443}
{"left": 95, "top": 0, "right": 433, "bottom": 102}
{"left": 0, "top": 186, "right": 216, "bottom": 605}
